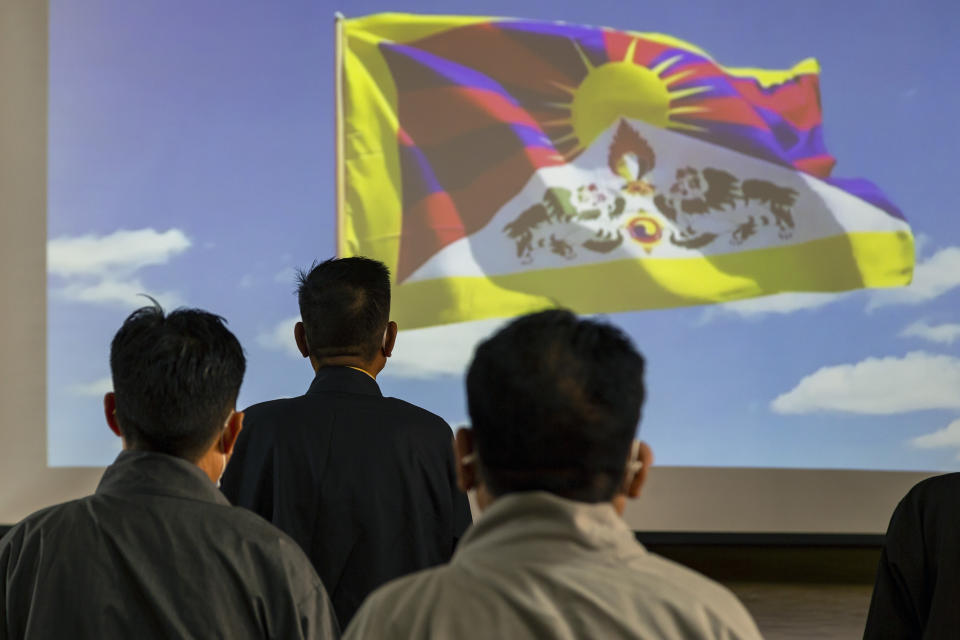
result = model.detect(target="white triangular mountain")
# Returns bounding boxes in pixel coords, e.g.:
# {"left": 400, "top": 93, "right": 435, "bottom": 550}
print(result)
{"left": 405, "top": 118, "right": 908, "bottom": 283}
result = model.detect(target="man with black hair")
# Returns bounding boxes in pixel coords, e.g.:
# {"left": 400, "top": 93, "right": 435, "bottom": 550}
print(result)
{"left": 0, "top": 304, "right": 339, "bottom": 639}
{"left": 345, "top": 310, "right": 761, "bottom": 640}
{"left": 221, "top": 257, "right": 471, "bottom": 628}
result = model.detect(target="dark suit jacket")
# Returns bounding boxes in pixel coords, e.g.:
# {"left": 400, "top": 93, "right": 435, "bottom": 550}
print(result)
{"left": 221, "top": 366, "right": 472, "bottom": 627}
{"left": 864, "top": 473, "right": 960, "bottom": 639}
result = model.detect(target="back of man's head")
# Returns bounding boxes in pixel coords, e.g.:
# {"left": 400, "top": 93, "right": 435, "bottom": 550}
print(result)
{"left": 110, "top": 303, "right": 246, "bottom": 461}
{"left": 466, "top": 310, "right": 645, "bottom": 503}
{"left": 297, "top": 257, "right": 391, "bottom": 362}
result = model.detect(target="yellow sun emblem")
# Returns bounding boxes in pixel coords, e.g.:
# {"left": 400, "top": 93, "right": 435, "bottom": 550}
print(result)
{"left": 545, "top": 39, "right": 709, "bottom": 159}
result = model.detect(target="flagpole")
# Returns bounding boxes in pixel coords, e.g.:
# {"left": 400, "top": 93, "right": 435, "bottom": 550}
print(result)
{"left": 334, "top": 11, "right": 346, "bottom": 258}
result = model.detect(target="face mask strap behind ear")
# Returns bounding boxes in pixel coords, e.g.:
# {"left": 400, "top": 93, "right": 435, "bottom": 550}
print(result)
{"left": 381, "top": 324, "right": 393, "bottom": 358}
{"left": 625, "top": 440, "right": 643, "bottom": 483}
{"left": 215, "top": 418, "right": 231, "bottom": 488}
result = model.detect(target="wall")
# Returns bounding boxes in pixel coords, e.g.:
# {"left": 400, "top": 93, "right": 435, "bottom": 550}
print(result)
{"left": 0, "top": 0, "right": 102, "bottom": 524}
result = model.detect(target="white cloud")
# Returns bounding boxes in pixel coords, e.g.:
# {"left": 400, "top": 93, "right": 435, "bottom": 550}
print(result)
{"left": 387, "top": 318, "right": 509, "bottom": 380}
{"left": 914, "top": 233, "right": 932, "bottom": 258}
{"left": 68, "top": 376, "right": 113, "bottom": 397}
{"left": 49, "top": 228, "right": 191, "bottom": 310}
{"left": 58, "top": 277, "right": 185, "bottom": 310}
{"left": 48, "top": 228, "right": 191, "bottom": 278}
{"left": 900, "top": 320, "right": 960, "bottom": 345}
{"left": 256, "top": 315, "right": 302, "bottom": 358}
{"left": 772, "top": 351, "right": 960, "bottom": 415}
{"left": 257, "top": 315, "right": 508, "bottom": 380}
{"left": 912, "top": 419, "right": 960, "bottom": 451}
{"left": 868, "top": 247, "right": 960, "bottom": 310}
{"left": 274, "top": 267, "right": 298, "bottom": 285}
{"left": 442, "top": 418, "right": 467, "bottom": 432}
{"left": 700, "top": 291, "right": 848, "bottom": 321}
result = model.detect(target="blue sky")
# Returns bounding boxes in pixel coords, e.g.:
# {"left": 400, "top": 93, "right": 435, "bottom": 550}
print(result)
{"left": 48, "top": 0, "right": 960, "bottom": 470}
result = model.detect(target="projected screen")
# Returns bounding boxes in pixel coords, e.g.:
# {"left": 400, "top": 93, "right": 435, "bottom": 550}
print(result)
{"left": 48, "top": 1, "right": 959, "bottom": 473}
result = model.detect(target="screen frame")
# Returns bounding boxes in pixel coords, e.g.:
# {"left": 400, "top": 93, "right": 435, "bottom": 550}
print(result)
{"left": 0, "top": 0, "right": 938, "bottom": 534}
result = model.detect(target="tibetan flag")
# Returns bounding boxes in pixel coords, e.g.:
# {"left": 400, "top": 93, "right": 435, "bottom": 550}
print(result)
{"left": 337, "top": 13, "right": 913, "bottom": 329}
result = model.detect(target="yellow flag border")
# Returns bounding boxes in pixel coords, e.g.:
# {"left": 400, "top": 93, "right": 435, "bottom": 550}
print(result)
{"left": 392, "top": 231, "right": 914, "bottom": 329}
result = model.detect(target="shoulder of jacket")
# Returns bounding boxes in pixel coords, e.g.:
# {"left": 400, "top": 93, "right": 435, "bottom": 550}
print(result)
{"left": 382, "top": 397, "right": 450, "bottom": 428}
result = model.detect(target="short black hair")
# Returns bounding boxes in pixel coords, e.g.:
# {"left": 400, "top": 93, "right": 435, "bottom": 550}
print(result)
{"left": 110, "top": 304, "right": 246, "bottom": 461}
{"left": 296, "top": 257, "right": 391, "bottom": 362}
{"left": 466, "top": 310, "right": 646, "bottom": 502}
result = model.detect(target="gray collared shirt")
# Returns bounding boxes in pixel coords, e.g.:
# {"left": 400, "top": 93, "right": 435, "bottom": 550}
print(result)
{"left": 346, "top": 492, "right": 762, "bottom": 640}
{"left": 0, "top": 450, "right": 339, "bottom": 639}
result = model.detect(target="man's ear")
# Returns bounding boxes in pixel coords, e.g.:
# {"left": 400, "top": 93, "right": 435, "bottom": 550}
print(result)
{"left": 294, "top": 321, "right": 310, "bottom": 359}
{"left": 453, "top": 428, "right": 479, "bottom": 493}
{"left": 104, "top": 392, "right": 122, "bottom": 438}
{"left": 382, "top": 320, "right": 398, "bottom": 358}
{"left": 219, "top": 411, "right": 244, "bottom": 456}
{"left": 624, "top": 441, "right": 654, "bottom": 498}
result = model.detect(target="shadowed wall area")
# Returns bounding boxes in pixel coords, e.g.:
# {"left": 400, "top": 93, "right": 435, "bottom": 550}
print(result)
{"left": 646, "top": 535, "right": 880, "bottom": 639}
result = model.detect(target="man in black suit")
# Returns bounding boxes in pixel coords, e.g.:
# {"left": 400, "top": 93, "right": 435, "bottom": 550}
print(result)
{"left": 221, "top": 257, "right": 472, "bottom": 627}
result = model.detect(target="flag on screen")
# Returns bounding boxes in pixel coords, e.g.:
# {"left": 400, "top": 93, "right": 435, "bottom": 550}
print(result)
{"left": 337, "top": 13, "right": 913, "bottom": 329}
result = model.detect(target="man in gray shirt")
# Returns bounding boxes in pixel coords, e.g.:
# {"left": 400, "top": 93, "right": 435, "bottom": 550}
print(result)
{"left": 0, "top": 304, "right": 339, "bottom": 639}
{"left": 346, "top": 310, "right": 761, "bottom": 640}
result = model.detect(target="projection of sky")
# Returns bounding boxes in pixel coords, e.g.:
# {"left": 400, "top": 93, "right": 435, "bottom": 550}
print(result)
{"left": 48, "top": 0, "right": 960, "bottom": 471}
